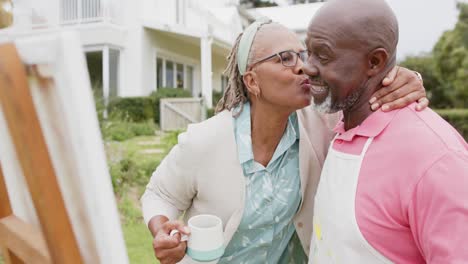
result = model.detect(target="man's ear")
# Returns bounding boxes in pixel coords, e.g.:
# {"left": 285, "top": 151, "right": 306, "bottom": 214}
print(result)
{"left": 243, "top": 71, "right": 260, "bottom": 96}
{"left": 367, "top": 48, "right": 389, "bottom": 76}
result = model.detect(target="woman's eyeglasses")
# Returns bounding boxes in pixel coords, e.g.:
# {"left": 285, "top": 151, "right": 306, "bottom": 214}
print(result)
{"left": 249, "top": 50, "right": 308, "bottom": 69}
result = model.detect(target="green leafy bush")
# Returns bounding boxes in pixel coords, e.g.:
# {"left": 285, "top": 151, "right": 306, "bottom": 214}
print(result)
{"left": 436, "top": 109, "right": 468, "bottom": 140}
{"left": 102, "top": 121, "right": 135, "bottom": 141}
{"left": 102, "top": 121, "right": 156, "bottom": 141}
{"left": 151, "top": 88, "right": 192, "bottom": 124}
{"left": 131, "top": 122, "right": 156, "bottom": 136}
{"left": 206, "top": 108, "right": 215, "bottom": 118}
{"left": 108, "top": 97, "right": 154, "bottom": 122}
{"left": 110, "top": 158, "right": 140, "bottom": 196}
{"left": 212, "top": 90, "right": 223, "bottom": 107}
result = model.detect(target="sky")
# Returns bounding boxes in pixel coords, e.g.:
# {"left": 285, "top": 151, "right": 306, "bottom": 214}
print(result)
{"left": 271, "top": 0, "right": 463, "bottom": 60}
{"left": 385, "top": 0, "right": 462, "bottom": 60}
{"left": 267, "top": 0, "right": 464, "bottom": 60}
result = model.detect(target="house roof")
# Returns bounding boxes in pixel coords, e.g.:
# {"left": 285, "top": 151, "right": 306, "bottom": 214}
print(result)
{"left": 248, "top": 3, "right": 324, "bottom": 32}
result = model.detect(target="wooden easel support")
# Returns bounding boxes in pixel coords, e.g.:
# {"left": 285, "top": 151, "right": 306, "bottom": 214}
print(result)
{"left": 0, "top": 215, "right": 50, "bottom": 263}
{"left": 0, "top": 43, "right": 83, "bottom": 263}
{"left": 0, "top": 164, "right": 27, "bottom": 264}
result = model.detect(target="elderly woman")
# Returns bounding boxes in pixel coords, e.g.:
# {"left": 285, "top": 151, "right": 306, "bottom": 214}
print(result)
{"left": 141, "top": 19, "right": 427, "bottom": 264}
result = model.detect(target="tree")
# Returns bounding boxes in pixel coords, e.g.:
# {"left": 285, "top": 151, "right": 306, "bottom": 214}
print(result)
{"left": 400, "top": 55, "right": 452, "bottom": 108}
{"left": 432, "top": 2, "right": 468, "bottom": 108}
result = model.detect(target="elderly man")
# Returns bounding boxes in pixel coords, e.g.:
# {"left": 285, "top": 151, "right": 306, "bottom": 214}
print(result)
{"left": 303, "top": 0, "right": 468, "bottom": 263}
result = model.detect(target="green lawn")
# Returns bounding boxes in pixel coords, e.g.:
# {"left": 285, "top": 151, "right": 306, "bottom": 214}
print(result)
{"left": 107, "top": 132, "right": 180, "bottom": 263}
{"left": 122, "top": 220, "right": 158, "bottom": 263}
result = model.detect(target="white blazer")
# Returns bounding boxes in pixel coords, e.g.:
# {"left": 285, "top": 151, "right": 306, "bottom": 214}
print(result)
{"left": 141, "top": 105, "right": 339, "bottom": 263}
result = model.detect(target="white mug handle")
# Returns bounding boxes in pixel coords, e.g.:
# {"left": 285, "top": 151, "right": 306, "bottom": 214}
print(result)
{"left": 169, "top": 229, "right": 189, "bottom": 242}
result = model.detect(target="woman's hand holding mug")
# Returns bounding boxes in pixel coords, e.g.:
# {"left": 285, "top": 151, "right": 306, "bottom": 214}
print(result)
{"left": 151, "top": 217, "right": 191, "bottom": 264}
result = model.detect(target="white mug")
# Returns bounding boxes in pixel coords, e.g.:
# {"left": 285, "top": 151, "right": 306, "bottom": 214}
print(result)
{"left": 184, "top": 214, "right": 225, "bottom": 262}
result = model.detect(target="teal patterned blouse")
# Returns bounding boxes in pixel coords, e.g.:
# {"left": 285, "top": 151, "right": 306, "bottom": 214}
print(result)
{"left": 218, "top": 102, "right": 308, "bottom": 264}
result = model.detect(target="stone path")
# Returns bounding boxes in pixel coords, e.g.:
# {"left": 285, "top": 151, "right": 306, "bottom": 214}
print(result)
{"left": 136, "top": 131, "right": 166, "bottom": 155}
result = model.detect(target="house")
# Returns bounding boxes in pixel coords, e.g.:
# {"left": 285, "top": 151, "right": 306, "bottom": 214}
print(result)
{"left": 0, "top": 0, "right": 322, "bottom": 110}
{"left": 0, "top": 0, "right": 244, "bottom": 108}
{"left": 248, "top": 2, "right": 324, "bottom": 41}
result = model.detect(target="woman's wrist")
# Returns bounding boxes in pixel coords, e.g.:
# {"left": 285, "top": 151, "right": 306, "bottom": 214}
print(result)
{"left": 148, "top": 215, "right": 170, "bottom": 237}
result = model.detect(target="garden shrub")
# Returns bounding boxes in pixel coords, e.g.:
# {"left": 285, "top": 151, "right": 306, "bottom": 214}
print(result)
{"left": 206, "top": 108, "right": 215, "bottom": 118}
{"left": 108, "top": 97, "right": 154, "bottom": 122}
{"left": 102, "top": 121, "right": 136, "bottom": 141}
{"left": 110, "top": 158, "right": 140, "bottom": 196}
{"left": 131, "top": 121, "right": 156, "bottom": 136}
{"left": 212, "top": 90, "right": 223, "bottom": 107}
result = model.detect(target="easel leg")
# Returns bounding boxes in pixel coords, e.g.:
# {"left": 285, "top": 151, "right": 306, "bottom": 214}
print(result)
{"left": 0, "top": 164, "right": 24, "bottom": 264}
{"left": 2, "top": 247, "right": 24, "bottom": 264}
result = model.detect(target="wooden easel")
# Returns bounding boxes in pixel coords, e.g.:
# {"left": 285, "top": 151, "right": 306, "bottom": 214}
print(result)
{"left": 0, "top": 43, "right": 84, "bottom": 263}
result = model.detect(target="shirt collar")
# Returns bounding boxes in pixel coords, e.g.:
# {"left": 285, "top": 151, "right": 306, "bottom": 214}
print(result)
{"left": 235, "top": 102, "right": 254, "bottom": 165}
{"left": 234, "top": 102, "right": 299, "bottom": 170}
{"left": 333, "top": 108, "right": 400, "bottom": 141}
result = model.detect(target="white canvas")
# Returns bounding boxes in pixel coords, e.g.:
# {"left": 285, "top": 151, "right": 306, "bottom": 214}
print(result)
{"left": 0, "top": 31, "right": 129, "bottom": 264}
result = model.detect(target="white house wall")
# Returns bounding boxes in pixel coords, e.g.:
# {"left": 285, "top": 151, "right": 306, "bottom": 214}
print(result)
{"left": 118, "top": 26, "right": 144, "bottom": 97}
{"left": 78, "top": 25, "right": 126, "bottom": 47}
{"left": 212, "top": 52, "right": 228, "bottom": 93}
{"left": 140, "top": 0, "right": 178, "bottom": 25}
{"left": 118, "top": 0, "right": 144, "bottom": 97}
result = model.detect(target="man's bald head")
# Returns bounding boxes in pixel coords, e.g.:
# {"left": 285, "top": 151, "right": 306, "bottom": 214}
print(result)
{"left": 309, "top": 0, "right": 399, "bottom": 62}
{"left": 303, "top": 0, "right": 400, "bottom": 114}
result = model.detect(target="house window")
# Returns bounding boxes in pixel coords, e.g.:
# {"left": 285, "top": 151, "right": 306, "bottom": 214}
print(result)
{"left": 186, "top": 65, "right": 193, "bottom": 94}
{"left": 86, "top": 51, "right": 103, "bottom": 95}
{"left": 166, "top": 61, "right": 174, "bottom": 88}
{"left": 156, "top": 58, "right": 163, "bottom": 88}
{"left": 156, "top": 56, "right": 194, "bottom": 93}
{"left": 176, "top": 63, "right": 184, "bottom": 88}
{"left": 85, "top": 47, "right": 120, "bottom": 100}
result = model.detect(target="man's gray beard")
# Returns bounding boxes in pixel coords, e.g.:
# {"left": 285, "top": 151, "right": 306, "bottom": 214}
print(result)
{"left": 313, "top": 86, "right": 364, "bottom": 114}
{"left": 313, "top": 93, "right": 336, "bottom": 114}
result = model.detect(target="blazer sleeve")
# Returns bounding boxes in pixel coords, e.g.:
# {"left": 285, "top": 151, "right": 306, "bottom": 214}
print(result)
{"left": 140, "top": 130, "right": 199, "bottom": 226}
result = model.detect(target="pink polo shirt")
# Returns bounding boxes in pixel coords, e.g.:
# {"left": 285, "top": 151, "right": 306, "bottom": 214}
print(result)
{"left": 332, "top": 103, "right": 468, "bottom": 263}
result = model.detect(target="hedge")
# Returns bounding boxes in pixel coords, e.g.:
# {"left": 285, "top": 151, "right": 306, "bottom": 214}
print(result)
{"left": 435, "top": 109, "right": 468, "bottom": 140}
{"left": 108, "top": 97, "right": 154, "bottom": 122}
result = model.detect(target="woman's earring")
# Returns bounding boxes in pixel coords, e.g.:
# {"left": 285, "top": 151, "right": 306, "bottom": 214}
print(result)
{"left": 255, "top": 90, "right": 261, "bottom": 100}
